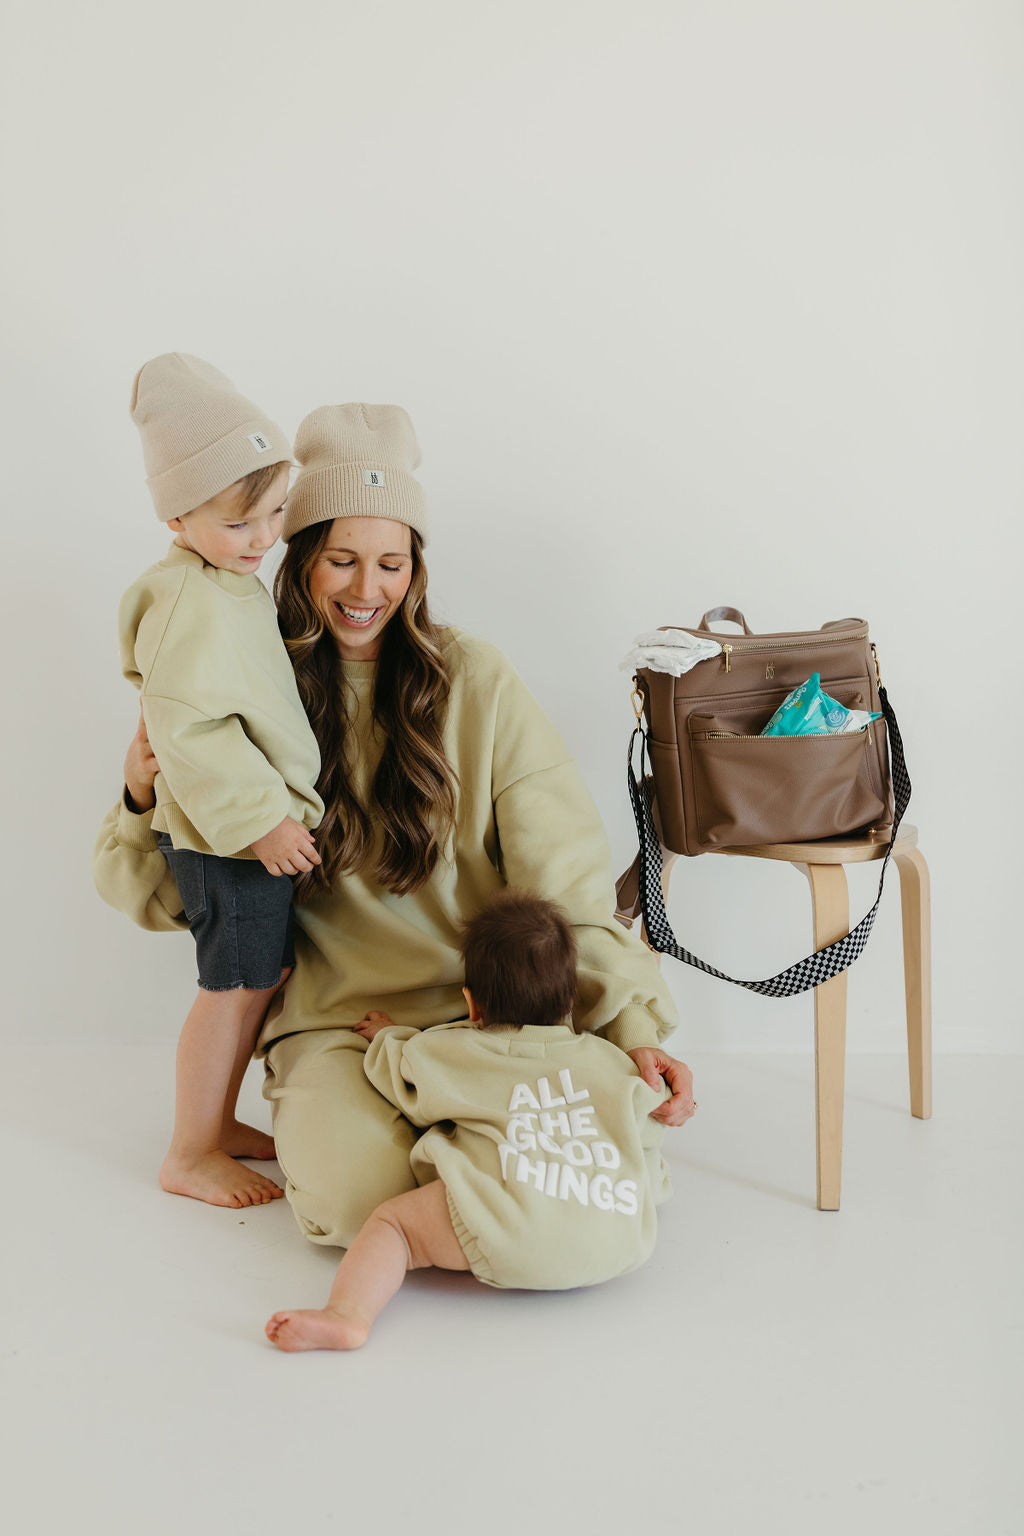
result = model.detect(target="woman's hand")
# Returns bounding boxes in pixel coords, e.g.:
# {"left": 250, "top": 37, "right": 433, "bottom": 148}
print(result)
{"left": 627, "top": 1047, "right": 696, "bottom": 1126}
{"left": 354, "top": 1010, "right": 398, "bottom": 1043}
{"left": 124, "top": 706, "right": 160, "bottom": 813}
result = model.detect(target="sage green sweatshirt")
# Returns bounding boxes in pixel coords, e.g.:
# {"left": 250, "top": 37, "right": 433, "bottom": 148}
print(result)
{"left": 94, "top": 628, "right": 677, "bottom": 1053}
{"left": 119, "top": 543, "right": 323, "bottom": 857}
{"left": 364, "top": 1020, "right": 670, "bottom": 1289}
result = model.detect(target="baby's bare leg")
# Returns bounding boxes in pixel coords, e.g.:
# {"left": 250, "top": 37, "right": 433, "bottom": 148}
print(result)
{"left": 160, "top": 984, "right": 285, "bottom": 1208}
{"left": 266, "top": 1180, "right": 468, "bottom": 1352}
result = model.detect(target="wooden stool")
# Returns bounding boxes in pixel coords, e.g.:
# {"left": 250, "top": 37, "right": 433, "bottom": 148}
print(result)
{"left": 653, "top": 825, "right": 931, "bottom": 1211}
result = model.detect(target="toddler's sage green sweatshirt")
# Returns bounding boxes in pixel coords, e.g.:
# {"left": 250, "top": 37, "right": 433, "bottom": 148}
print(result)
{"left": 95, "top": 629, "right": 677, "bottom": 1053}
{"left": 364, "top": 1020, "right": 671, "bottom": 1289}
{"left": 119, "top": 544, "right": 323, "bottom": 857}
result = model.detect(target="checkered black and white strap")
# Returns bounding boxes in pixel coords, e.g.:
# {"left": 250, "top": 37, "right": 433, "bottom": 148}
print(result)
{"left": 627, "top": 686, "right": 911, "bottom": 997}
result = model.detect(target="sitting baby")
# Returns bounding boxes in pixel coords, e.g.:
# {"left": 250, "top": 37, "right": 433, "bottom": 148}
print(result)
{"left": 266, "top": 888, "right": 672, "bottom": 1352}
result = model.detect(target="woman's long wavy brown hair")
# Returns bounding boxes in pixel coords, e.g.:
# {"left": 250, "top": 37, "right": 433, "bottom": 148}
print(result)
{"left": 274, "top": 523, "right": 458, "bottom": 902}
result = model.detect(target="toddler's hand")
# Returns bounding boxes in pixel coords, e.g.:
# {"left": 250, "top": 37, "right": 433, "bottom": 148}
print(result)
{"left": 354, "top": 1010, "right": 397, "bottom": 1042}
{"left": 250, "top": 816, "right": 322, "bottom": 877}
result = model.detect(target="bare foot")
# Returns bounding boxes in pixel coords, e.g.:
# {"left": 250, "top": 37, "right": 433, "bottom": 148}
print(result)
{"left": 221, "top": 1120, "right": 276, "bottom": 1160}
{"left": 160, "top": 1149, "right": 284, "bottom": 1208}
{"left": 265, "top": 1307, "right": 371, "bottom": 1352}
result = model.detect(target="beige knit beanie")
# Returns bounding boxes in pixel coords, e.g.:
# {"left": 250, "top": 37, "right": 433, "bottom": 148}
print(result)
{"left": 283, "top": 404, "right": 428, "bottom": 545}
{"left": 131, "top": 353, "right": 292, "bottom": 522}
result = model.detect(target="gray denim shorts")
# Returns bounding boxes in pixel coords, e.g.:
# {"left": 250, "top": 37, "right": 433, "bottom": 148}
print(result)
{"left": 158, "top": 835, "right": 296, "bottom": 992}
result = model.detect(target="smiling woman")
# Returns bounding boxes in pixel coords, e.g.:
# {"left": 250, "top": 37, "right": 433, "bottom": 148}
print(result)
{"left": 254, "top": 403, "right": 694, "bottom": 1247}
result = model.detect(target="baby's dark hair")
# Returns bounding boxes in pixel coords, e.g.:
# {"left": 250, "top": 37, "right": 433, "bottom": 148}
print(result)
{"left": 460, "top": 890, "right": 577, "bottom": 1030}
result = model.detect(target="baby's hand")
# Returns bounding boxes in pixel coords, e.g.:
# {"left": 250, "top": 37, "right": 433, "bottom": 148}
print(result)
{"left": 250, "top": 817, "right": 321, "bottom": 877}
{"left": 354, "top": 1010, "right": 397, "bottom": 1042}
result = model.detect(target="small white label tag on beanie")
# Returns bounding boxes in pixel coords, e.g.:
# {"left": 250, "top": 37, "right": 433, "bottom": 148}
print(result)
{"left": 248, "top": 432, "right": 272, "bottom": 453}
{"left": 363, "top": 468, "right": 385, "bottom": 487}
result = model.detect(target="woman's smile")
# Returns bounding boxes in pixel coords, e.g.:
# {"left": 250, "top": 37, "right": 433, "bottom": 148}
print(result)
{"left": 309, "top": 517, "right": 414, "bottom": 660}
{"left": 335, "top": 601, "right": 383, "bottom": 628}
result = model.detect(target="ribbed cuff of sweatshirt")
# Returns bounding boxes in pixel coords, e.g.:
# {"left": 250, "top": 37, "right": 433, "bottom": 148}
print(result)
{"left": 117, "top": 789, "right": 161, "bottom": 850}
{"left": 599, "top": 1004, "right": 667, "bottom": 1055}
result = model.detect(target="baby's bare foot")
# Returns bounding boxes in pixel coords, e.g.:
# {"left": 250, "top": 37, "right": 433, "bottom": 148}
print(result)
{"left": 221, "top": 1121, "right": 276, "bottom": 1160}
{"left": 159, "top": 1149, "right": 284, "bottom": 1208}
{"left": 265, "top": 1307, "right": 371, "bottom": 1352}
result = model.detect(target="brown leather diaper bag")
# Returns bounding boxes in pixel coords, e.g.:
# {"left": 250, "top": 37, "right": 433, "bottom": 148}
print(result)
{"left": 635, "top": 606, "right": 892, "bottom": 855}
{"left": 620, "top": 607, "right": 910, "bottom": 998}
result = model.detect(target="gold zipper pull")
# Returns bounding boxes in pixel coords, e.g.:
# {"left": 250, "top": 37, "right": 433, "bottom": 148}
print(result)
{"left": 723, "top": 643, "right": 732, "bottom": 673}
{"left": 867, "top": 723, "right": 873, "bottom": 746}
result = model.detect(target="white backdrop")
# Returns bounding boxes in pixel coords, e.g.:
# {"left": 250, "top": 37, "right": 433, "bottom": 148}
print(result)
{"left": 2, "top": 0, "right": 1020, "bottom": 1051}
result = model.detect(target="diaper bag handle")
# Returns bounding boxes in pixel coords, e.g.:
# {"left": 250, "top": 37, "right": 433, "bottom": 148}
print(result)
{"left": 696, "top": 606, "right": 753, "bottom": 634}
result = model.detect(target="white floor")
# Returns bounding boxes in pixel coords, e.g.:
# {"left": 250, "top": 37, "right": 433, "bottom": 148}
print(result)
{"left": 5, "top": 1042, "right": 1021, "bottom": 1536}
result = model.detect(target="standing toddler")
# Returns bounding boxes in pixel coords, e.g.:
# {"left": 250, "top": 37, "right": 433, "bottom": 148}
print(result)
{"left": 266, "top": 890, "right": 671, "bottom": 1351}
{"left": 120, "top": 353, "right": 323, "bottom": 1209}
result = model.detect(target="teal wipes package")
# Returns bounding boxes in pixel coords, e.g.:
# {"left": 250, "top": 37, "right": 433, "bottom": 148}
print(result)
{"left": 760, "top": 673, "right": 881, "bottom": 737}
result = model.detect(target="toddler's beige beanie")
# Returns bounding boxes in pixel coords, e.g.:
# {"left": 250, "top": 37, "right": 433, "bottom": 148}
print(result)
{"left": 131, "top": 353, "right": 291, "bottom": 522}
{"left": 283, "top": 404, "right": 428, "bottom": 544}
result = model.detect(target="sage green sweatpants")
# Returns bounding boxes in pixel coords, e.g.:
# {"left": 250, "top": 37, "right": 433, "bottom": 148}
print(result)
{"left": 263, "top": 1027, "right": 419, "bottom": 1247}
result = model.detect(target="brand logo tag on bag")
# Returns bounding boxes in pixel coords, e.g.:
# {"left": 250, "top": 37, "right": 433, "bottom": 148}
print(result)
{"left": 363, "top": 469, "right": 385, "bottom": 487}
{"left": 766, "top": 662, "right": 775, "bottom": 679}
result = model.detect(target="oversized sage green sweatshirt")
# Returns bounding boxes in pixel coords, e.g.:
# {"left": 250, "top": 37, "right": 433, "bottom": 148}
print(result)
{"left": 94, "top": 628, "right": 677, "bottom": 1053}
{"left": 363, "top": 1020, "right": 670, "bottom": 1289}
{"left": 119, "top": 543, "right": 323, "bottom": 857}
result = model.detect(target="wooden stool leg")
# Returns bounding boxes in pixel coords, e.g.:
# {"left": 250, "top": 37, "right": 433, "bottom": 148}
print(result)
{"left": 893, "top": 845, "right": 932, "bottom": 1120}
{"left": 799, "top": 862, "right": 850, "bottom": 1211}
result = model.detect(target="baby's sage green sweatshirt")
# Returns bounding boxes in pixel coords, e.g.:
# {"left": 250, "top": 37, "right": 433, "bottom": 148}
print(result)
{"left": 364, "top": 1020, "right": 671, "bottom": 1289}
